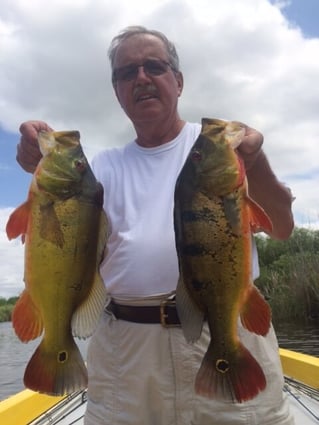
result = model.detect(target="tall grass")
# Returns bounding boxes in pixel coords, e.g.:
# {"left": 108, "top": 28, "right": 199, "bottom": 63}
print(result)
{"left": 255, "top": 228, "right": 319, "bottom": 325}
{"left": 0, "top": 297, "right": 18, "bottom": 322}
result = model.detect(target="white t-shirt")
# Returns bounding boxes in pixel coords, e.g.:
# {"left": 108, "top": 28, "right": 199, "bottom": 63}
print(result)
{"left": 92, "top": 121, "right": 259, "bottom": 298}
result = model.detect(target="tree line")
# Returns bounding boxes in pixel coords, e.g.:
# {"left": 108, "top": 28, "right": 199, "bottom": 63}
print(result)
{"left": 0, "top": 296, "right": 18, "bottom": 322}
{"left": 255, "top": 227, "right": 319, "bottom": 325}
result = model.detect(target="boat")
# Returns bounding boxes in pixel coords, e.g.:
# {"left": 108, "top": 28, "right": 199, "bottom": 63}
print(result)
{"left": 0, "top": 348, "right": 318, "bottom": 424}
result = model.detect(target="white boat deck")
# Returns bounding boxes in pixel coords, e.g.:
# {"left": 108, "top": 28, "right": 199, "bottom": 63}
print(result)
{"left": 285, "top": 378, "right": 319, "bottom": 424}
{"left": 28, "top": 378, "right": 319, "bottom": 425}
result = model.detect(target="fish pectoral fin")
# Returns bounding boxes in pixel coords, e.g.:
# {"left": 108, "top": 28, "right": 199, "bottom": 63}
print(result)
{"left": 12, "top": 289, "right": 43, "bottom": 341}
{"left": 240, "top": 285, "right": 271, "bottom": 336}
{"left": 176, "top": 277, "right": 205, "bottom": 343}
{"left": 223, "top": 195, "right": 241, "bottom": 235}
{"left": 71, "top": 274, "right": 107, "bottom": 339}
{"left": 246, "top": 196, "right": 273, "bottom": 234}
{"left": 6, "top": 201, "right": 31, "bottom": 240}
{"left": 39, "top": 203, "right": 65, "bottom": 248}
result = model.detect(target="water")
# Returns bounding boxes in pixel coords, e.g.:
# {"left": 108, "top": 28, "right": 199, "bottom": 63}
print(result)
{"left": 0, "top": 321, "right": 89, "bottom": 401}
{"left": 0, "top": 320, "right": 318, "bottom": 402}
{"left": 275, "top": 321, "right": 319, "bottom": 356}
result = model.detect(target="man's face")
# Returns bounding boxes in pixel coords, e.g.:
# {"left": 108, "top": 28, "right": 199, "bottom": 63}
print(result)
{"left": 112, "top": 34, "right": 183, "bottom": 126}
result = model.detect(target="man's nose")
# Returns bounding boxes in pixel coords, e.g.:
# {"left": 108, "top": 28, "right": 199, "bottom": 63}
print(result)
{"left": 135, "top": 65, "right": 151, "bottom": 81}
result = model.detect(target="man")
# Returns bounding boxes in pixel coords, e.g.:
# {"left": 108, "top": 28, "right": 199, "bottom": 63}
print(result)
{"left": 17, "top": 26, "right": 294, "bottom": 424}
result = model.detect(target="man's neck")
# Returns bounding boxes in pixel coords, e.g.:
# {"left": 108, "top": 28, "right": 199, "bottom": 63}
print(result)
{"left": 134, "top": 118, "right": 186, "bottom": 148}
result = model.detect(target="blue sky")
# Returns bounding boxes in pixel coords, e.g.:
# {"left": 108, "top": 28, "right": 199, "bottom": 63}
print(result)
{"left": 273, "top": 0, "right": 319, "bottom": 38}
{"left": 1, "top": 0, "right": 319, "bottom": 297}
{"left": 0, "top": 129, "right": 31, "bottom": 208}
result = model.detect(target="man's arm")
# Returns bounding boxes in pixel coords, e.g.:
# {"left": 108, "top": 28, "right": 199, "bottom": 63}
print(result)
{"left": 238, "top": 125, "right": 294, "bottom": 240}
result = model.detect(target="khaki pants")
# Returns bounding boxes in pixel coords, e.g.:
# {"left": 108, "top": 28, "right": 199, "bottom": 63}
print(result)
{"left": 84, "top": 302, "right": 295, "bottom": 425}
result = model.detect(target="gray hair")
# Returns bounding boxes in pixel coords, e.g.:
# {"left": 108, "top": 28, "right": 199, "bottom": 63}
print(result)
{"left": 108, "top": 26, "right": 180, "bottom": 72}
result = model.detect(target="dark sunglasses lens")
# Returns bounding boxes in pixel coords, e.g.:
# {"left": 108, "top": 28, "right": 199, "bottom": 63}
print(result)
{"left": 113, "top": 60, "right": 170, "bottom": 81}
{"left": 144, "top": 60, "right": 168, "bottom": 75}
{"left": 114, "top": 65, "right": 137, "bottom": 81}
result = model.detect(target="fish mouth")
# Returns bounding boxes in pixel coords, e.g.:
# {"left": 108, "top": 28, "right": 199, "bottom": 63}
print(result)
{"left": 38, "top": 131, "right": 80, "bottom": 156}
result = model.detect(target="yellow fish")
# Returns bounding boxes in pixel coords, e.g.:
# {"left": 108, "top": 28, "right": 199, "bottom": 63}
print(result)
{"left": 174, "top": 118, "right": 273, "bottom": 402}
{"left": 6, "top": 131, "right": 108, "bottom": 396}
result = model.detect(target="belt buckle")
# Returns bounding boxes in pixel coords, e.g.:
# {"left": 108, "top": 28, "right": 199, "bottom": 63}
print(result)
{"left": 160, "top": 298, "right": 178, "bottom": 328}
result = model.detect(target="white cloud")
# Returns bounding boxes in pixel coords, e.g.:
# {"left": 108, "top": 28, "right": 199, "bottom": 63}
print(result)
{"left": 0, "top": 209, "right": 24, "bottom": 298}
{"left": 1, "top": 0, "right": 319, "bottom": 296}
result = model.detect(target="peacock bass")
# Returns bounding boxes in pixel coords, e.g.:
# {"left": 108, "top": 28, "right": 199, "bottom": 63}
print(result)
{"left": 6, "top": 131, "right": 108, "bottom": 396}
{"left": 174, "top": 118, "right": 273, "bottom": 403}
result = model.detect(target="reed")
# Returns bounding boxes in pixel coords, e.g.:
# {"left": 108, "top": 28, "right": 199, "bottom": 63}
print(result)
{"left": 255, "top": 228, "right": 319, "bottom": 325}
{"left": 0, "top": 297, "right": 18, "bottom": 322}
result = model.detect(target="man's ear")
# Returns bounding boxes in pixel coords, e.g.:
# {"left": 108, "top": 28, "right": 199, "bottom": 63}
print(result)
{"left": 176, "top": 71, "right": 184, "bottom": 97}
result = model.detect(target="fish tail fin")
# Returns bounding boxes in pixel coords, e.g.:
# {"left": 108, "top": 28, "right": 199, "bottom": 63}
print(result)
{"left": 24, "top": 338, "right": 87, "bottom": 396}
{"left": 240, "top": 285, "right": 271, "bottom": 336}
{"left": 195, "top": 342, "right": 266, "bottom": 403}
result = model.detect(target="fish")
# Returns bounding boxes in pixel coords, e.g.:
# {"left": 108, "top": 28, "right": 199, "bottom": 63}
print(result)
{"left": 174, "top": 118, "right": 273, "bottom": 403}
{"left": 6, "top": 130, "right": 108, "bottom": 396}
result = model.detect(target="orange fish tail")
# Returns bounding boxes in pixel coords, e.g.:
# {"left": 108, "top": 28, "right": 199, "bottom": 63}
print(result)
{"left": 24, "top": 339, "right": 88, "bottom": 396}
{"left": 195, "top": 342, "right": 266, "bottom": 403}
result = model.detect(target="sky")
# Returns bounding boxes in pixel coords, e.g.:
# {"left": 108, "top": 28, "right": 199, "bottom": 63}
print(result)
{"left": 0, "top": 0, "right": 319, "bottom": 298}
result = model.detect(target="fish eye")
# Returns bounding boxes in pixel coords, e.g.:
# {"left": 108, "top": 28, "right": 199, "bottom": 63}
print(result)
{"left": 191, "top": 150, "right": 202, "bottom": 161}
{"left": 74, "top": 158, "right": 86, "bottom": 172}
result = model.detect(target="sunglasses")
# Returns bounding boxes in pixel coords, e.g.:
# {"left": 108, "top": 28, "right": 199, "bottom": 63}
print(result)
{"left": 112, "top": 59, "right": 176, "bottom": 82}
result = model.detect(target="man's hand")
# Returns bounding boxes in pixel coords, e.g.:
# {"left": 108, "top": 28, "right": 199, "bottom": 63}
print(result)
{"left": 236, "top": 123, "right": 263, "bottom": 170}
{"left": 17, "top": 121, "right": 53, "bottom": 173}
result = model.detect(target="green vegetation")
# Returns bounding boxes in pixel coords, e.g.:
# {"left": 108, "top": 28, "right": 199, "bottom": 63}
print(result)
{"left": 255, "top": 227, "right": 319, "bottom": 325}
{"left": 0, "top": 297, "right": 19, "bottom": 322}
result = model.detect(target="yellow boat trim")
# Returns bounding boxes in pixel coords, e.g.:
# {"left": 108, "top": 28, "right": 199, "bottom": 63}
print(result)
{"left": 280, "top": 348, "right": 319, "bottom": 389}
{"left": 0, "top": 389, "right": 65, "bottom": 425}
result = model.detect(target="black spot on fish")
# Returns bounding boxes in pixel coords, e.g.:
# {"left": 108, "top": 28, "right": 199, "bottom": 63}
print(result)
{"left": 181, "top": 208, "right": 216, "bottom": 222}
{"left": 70, "top": 282, "right": 83, "bottom": 291}
{"left": 181, "top": 210, "right": 201, "bottom": 222}
{"left": 183, "top": 243, "right": 206, "bottom": 256}
{"left": 216, "top": 359, "right": 230, "bottom": 373}
{"left": 191, "top": 279, "right": 208, "bottom": 291}
{"left": 58, "top": 351, "right": 68, "bottom": 363}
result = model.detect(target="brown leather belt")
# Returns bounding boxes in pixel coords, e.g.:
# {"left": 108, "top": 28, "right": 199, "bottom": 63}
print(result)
{"left": 106, "top": 299, "right": 181, "bottom": 327}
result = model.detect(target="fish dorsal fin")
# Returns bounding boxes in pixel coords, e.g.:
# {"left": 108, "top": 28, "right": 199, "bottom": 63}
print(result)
{"left": 39, "top": 202, "right": 65, "bottom": 248}
{"left": 6, "top": 201, "right": 31, "bottom": 240}
{"left": 71, "top": 210, "right": 109, "bottom": 338}
{"left": 176, "top": 277, "right": 205, "bottom": 343}
{"left": 12, "top": 289, "right": 44, "bottom": 342}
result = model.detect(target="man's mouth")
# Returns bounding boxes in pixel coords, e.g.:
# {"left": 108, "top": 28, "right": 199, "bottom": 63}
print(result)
{"left": 136, "top": 94, "right": 157, "bottom": 102}
{"left": 134, "top": 85, "right": 158, "bottom": 103}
